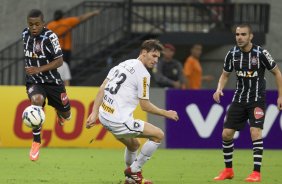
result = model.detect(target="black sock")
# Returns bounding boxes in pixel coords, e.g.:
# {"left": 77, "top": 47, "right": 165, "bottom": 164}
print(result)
{"left": 223, "top": 139, "right": 234, "bottom": 168}
{"left": 32, "top": 127, "right": 41, "bottom": 143}
{"left": 253, "top": 139, "right": 263, "bottom": 172}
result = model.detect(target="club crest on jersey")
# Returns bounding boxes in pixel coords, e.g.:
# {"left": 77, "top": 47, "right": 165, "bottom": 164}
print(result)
{"left": 134, "top": 122, "right": 140, "bottom": 128}
{"left": 236, "top": 70, "right": 258, "bottom": 78}
{"left": 34, "top": 41, "right": 41, "bottom": 52}
{"left": 251, "top": 56, "right": 258, "bottom": 65}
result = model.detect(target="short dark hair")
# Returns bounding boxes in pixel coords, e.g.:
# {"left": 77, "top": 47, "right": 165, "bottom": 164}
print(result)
{"left": 54, "top": 10, "right": 64, "bottom": 21}
{"left": 236, "top": 23, "right": 253, "bottom": 34}
{"left": 27, "top": 9, "right": 44, "bottom": 21}
{"left": 140, "top": 39, "right": 163, "bottom": 53}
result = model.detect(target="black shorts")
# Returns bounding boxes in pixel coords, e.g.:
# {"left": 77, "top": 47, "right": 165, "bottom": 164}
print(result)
{"left": 26, "top": 83, "right": 71, "bottom": 112}
{"left": 224, "top": 101, "right": 265, "bottom": 130}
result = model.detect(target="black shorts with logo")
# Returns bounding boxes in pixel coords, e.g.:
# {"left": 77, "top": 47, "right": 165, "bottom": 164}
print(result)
{"left": 224, "top": 101, "right": 265, "bottom": 130}
{"left": 26, "top": 83, "right": 71, "bottom": 112}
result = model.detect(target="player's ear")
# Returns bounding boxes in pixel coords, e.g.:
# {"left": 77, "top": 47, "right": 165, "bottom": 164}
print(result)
{"left": 140, "top": 49, "right": 147, "bottom": 56}
{"left": 250, "top": 33, "right": 254, "bottom": 41}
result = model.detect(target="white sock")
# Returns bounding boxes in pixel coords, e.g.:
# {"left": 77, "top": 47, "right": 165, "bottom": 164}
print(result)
{"left": 125, "top": 147, "right": 138, "bottom": 167}
{"left": 130, "top": 140, "right": 160, "bottom": 172}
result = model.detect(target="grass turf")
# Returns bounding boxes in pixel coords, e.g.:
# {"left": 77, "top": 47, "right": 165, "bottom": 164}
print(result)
{"left": 0, "top": 148, "right": 281, "bottom": 184}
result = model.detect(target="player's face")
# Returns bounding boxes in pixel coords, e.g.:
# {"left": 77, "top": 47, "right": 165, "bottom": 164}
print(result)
{"left": 235, "top": 27, "right": 253, "bottom": 49}
{"left": 162, "top": 48, "right": 175, "bottom": 60}
{"left": 143, "top": 50, "right": 161, "bottom": 68}
{"left": 27, "top": 16, "right": 44, "bottom": 36}
{"left": 191, "top": 44, "right": 202, "bottom": 58}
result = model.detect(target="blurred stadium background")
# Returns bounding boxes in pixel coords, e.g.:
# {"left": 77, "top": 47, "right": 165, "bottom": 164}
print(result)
{"left": 0, "top": 0, "right": 282, "bottom": 183}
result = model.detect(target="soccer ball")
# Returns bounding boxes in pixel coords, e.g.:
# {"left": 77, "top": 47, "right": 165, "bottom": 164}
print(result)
{"left": 22, "top": 105, "right": 45, "bottom": 128}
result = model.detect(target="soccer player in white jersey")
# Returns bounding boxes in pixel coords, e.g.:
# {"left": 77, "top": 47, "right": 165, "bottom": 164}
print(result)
{"left": 86, "top": 39, "right": 179, "bottom": 184}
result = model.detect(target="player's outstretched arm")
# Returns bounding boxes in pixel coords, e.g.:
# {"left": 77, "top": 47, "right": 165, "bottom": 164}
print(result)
{"left": 270, "top": 66, "right": 282, "bottom": 110}
{"left": 86, "top": 78, "right": 108, "bottom": 129}
{"left": 139, "top": 99, "right": 179, "bottom": 121}
{"left": 79, "top": 10, "right": 100, "bottom": 22}
{"left": 213, "top": 70, "right": 230, "bottom": 103}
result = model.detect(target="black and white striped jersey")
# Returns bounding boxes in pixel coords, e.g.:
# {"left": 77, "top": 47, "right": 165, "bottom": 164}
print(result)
{"left": 223, "top": 44, "right": 276, "bottom": 103}
{"left": 22, "top": 27, "right": 63, "bottom": 85}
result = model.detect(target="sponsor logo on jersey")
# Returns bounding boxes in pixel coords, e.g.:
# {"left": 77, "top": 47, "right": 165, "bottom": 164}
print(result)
{"left": 143, "top": 77, "right": 147, "bottom": 97}
{"left": 49, "top": 33, "right": 61, "bottom": 54}
{"left": 254, "top": 107, "right": 264, "bottom": 119}
{"left": 236, "top": 70, "right": 258, "bottom": 78}
{"left": 101, "top": 102, "right": 115, "bottom": 114}
{"left": 61, "top": 93, "right": 69, "bottom": 106}
{"left": 262, "top": 49, "right": 274, "bottom": 64}
{"left": 28, "top": 86, "right": 34, "bottom": 94}
{"left": 24, "top": 49, "right": 38, "bottom": 58}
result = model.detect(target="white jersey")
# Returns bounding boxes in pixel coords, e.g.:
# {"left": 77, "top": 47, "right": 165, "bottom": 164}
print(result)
{"left": 99, "top": 59, "right": 150, "bottom": 123}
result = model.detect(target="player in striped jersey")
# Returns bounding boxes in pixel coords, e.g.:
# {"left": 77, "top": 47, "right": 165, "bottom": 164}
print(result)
{"left": 213, "top": 24, "right": 282, "bottom": 182}
{"left": 86, "top": 39, "right": 179, "bottom": 184}
{"left": 23, "top": 9, "right": 71, "bottom": 161}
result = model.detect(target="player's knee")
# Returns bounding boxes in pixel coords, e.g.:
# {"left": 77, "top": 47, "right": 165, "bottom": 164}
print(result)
{"left": 152, "top": 128, "right": 164, "bottom": 143}
{"left": 126, "top": 139, "right": 140, "bottom": 151}
{"left": 131, "top": 140, "right": 141, "bottom": 151}
{"left": 250, "top": 127, "right": 262, "bottom": 140}
{"left": 31, "top": 94, "right": 44, "bottom": 106}
{"left": 222, "top": 129, "right": 234, "bottom": 140}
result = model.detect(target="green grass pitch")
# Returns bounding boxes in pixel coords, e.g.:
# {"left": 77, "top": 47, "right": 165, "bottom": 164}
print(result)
{"left": 0, "top": 148, "right": 281, "bottom": 183}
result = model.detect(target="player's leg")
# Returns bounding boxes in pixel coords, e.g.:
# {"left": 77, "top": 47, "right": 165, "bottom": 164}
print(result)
{"left": 26, "top": 85, "right": 46, "bottom": 161}
{"left": 214, "top": 128, "right": 236, "bottom": 180}
{"left": 118, "top": 138, "right": 140, "bottom": 167}
{"left": 117, "top": 138, "right": 143, "bottom": 184}
{"left": 214, "top": 102, "right": 247, "bottom": 180}
{"left": 45, "top": 85, "right": 71, "bottom": 125}
{"left": 112, "top": 118, "right": 161, "bottom": 184}
{"left": 245, "top": 102, "right": 265, "bottom": 182}
{"left": 129, "top": 122, "right": 164, "bottom": 173}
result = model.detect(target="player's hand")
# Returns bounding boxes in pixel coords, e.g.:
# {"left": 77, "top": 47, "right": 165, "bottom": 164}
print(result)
{"left": 213, "top": 90, "right": 224, "bottom": 103}
{"left": 86, "top": 112, "right": 98, "bottom": 129}
{"left": 25, "top": 66, "right": 41, "bottom": 75}
{"left": 277, "top": 96, "right": 282, "bottom": 110}
{"left": 172, "top": 81, "right": 182, "bottom": 89}
{"left": 166, "top": 110, "right": 179, "bottom": 121}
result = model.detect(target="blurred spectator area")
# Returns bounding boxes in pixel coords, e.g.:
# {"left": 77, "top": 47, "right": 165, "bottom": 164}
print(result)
{"left": 0, "top": 0, "right": 270, "bottom": 86}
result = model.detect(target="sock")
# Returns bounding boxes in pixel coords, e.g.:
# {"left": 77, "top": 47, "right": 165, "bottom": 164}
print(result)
{"left": 222, "top": 139, "right": 234, "bottom": 168}
{"left": 130, "top": 140, "right": 160, "bottom": 172}
{"left": 124, "top": 148, "right": 138, "bottom": 167}
{"left": 32, "top": 127, "right": 41, "bottom": 143}
{"left": 253, "top": 139, "right": 263, "bottom": 172}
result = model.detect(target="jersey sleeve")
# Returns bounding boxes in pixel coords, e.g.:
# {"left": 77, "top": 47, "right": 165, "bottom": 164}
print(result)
{"left": 106, "top": 66, "right": 118, "bottom": 80}
{"left": 137, "top": 70, "right": 150, "bottom": 100}
{"left": 223, "top": 51, "right": 233, "bottom": 72}
{"left": 45, "top": 32, "right": 63, "bottom": 60}
{"left": 261, "top": 49, "right": 277, "bottom": 70}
